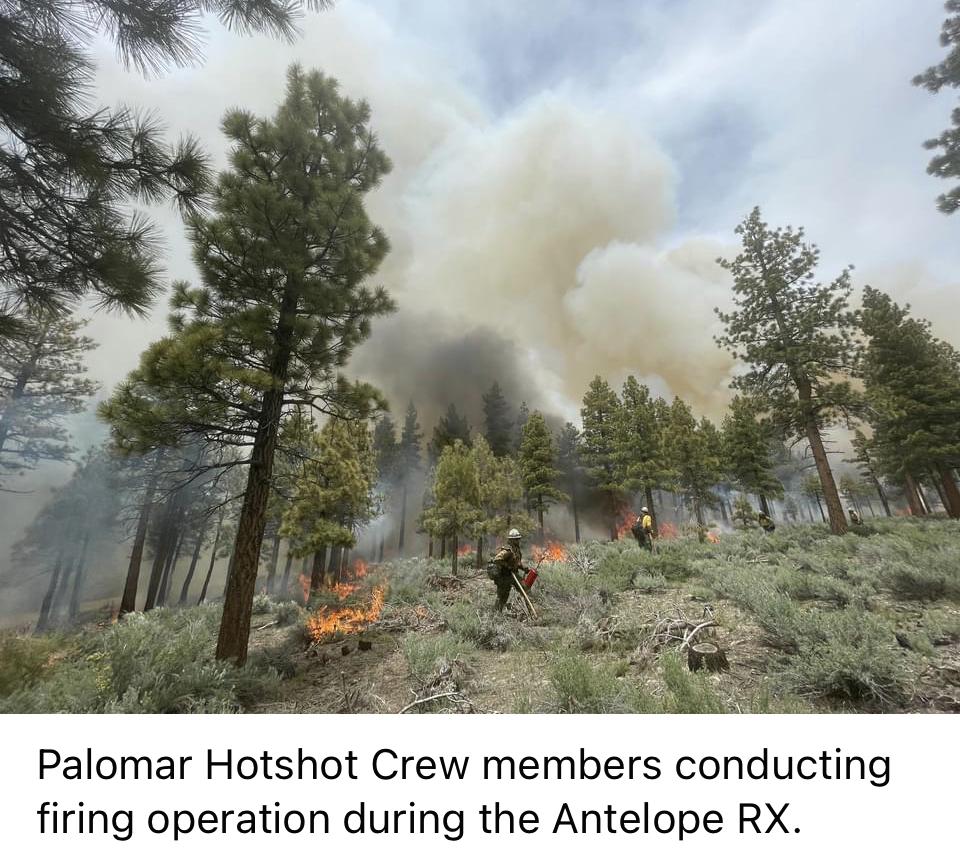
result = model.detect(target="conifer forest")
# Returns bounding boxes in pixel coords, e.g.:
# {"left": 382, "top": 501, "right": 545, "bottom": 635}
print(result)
{"left": 1, "top": 1, "right": 959, "bottom": 713}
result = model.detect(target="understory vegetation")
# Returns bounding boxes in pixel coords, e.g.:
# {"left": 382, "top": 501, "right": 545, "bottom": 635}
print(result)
{"left": 2, "top": 518, "right": 958, "bottom": 714}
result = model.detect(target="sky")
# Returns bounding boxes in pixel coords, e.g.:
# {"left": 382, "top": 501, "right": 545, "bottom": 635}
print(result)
{"left": 4, "top": 0, "right": 960, "bottom": 541}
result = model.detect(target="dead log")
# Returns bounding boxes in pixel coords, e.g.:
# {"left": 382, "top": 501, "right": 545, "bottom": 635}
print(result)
{"left": 687, "top": 642, "right": 729, "bottom": 673}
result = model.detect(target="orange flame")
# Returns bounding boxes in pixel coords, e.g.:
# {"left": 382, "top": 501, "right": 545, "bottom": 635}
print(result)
{"left": 706, "top": 530, "right": 721, "bottom": 544}
{"left": 615, "top": 508, "right": 639, "bottom": 539}
{"left": 535, "top": 541, "right": 569, "bottom": 563}
{"left": 457, "top": 544, "right": 472, "bottom": 557}
{"left": 298, "top": 572, "right": 310, "bottom": 603}
{"left": 658, "top": 522, "right": 679, "bottom": 540}
{"left": 353, "top": 559, "right": 368, "bottom": 578}
{"left": 306, "top": 585, "right": 385, "bottom": 642}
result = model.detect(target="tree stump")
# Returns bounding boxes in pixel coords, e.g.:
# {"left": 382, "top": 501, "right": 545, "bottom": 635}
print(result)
{"left": 358, "top": 639, "right": 372, "bottom": 652}
{"left": 687, "top": 642, "right": 729, "bottom": 672}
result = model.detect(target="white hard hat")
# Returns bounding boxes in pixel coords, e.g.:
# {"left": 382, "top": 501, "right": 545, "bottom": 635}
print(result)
{"left": 508, "top": 528, "right": 522, "bottom": 540}
{"left": 640, "top": 507, "right": 649, "bottom": 513}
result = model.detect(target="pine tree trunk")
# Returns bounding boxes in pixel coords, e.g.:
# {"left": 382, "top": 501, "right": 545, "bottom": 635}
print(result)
{"left": 178, "top": 528, "right": 205, "bottom": 606}
{"left": 310, "top": 545, "right": 327, "bottom": 597}
{"left": 804, "top": 418, "right": 847, "bottom": 535}
{"left": 427, "top": 536, "right": 434, "bottom": 558}
{"left": 52, "top": 552, "right": 77, "bottom": 627}
{"left": 157, "top": 528, "right": 184, "bottom": 608}
{"left": 903, "top": 473, "right": 925, "bottom": 516}
{"left": 279, "top": 549, "right": 294, "bottom": 599}
{"left": 327, "top": 545, "right": 341, "bottom": 584}
{"left": 398, "top": 482, "right": 407, "bottom": 554}
{"left": 644, "top": 486, "right": 658, "bottom": 536}
{"left": 571, "top": 488, "right": 581, "bottom": 543}
{"left": 693, "top": 498, "right": 706, "bottom": 543}
{"left": 476, "top": 536, "right": 484, "bottom": 569}
{"left": 120, "top": 473, "right": 158, "bottom": 617}
{"left": 931, "top": 475, "right": 949, "bottom": 514}
{"left": 758, "top": 493, "right": 771, "bottom": 517}
{"left": 718, "top": 495, "right": 729, "bottom": 525}
{"left": 197, "top": 515, "right": 223, "bottom": 605}
{"left": 938, "top": 465, "right": 960, "bottom": 519}
{"left": 68, "top": 532, "right": 90, "bottom": 623}
{"left": 265, "top": 531, "right": 282, "bottom": 593}
{"left": 916, "top": 480, "right": 932, "bottom": 514}
{"left": 537, "top": 496, "right": 545, "bottom": 542}
{"left": 873, "top": 479, "right": 892, "bottom": 517}
{"left": 451, "top": 529, "right": 459, "bottom": 576}
{"left": 440, "top": 535, "right": 446, "bottom": 560}
{"left": 35, "top": 552, "right": 63, "bottom": 634}
{"left": 378, "top": 531, "right": 385, "bottom": 563}
{"left": 144, "top": 498, "right": 176, "bottom": 611}
{"left": 340, "top": 547, "right": 349, "bottom": 581}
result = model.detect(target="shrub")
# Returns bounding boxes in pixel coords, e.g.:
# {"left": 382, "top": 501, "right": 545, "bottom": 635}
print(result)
{"left": 274, "top": 601, "right": 303, "bottom": 627}
{"left": 783, "top": 610, "right": 906, "bottom": 704}
{"left": 0, "top": 606, "right": 279, "bottom": 713}
{"left": 383, "top": 557, "right": 446, "bottom": 605}
{"left": 548, "top": 653, "right": 655, "bottom": 713}
{"left": 442, "top": 602, "right": 518, "bottom": 651}
{"left": 252, "top": 593, "right": 273, "bottom": 615}
{"left": 402, "top": 633, "right": 475, "bottom": 687}
{"left": 0, "top": 633, "right": 58, "bottom": 696}
{"left": 658, "top": 652, "right": 728, "bottom": 713}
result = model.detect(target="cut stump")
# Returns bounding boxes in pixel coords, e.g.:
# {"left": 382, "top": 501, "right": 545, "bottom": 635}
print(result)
{"left": 687, "top": 642, "right": 729, "bottom": 673}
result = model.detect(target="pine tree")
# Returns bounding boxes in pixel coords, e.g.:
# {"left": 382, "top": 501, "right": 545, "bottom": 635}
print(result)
{"left": 615, "top": 376, "right": 667, "bottom": 533}
{"left": 913, "top": 1, "right": 960, "bottom": 213}
{"left": 732, "top": 495, "right": 755, "bottom": 528}
{"left": 847, "top": 430, "right": 892, "bottom": 517}
{"left": 514, "top": 400, "right": 530, "bottom": 454}
{"left": 664, "top": 399, "right": 723, "bottom": 539}
{"left": 470, "top": 436, "right": 528, "bottom": 566}
{"left": 147, "top": 67, "right": 393, "bottom": 663}
{"left": 482, "top": 381, "right": 514, "bottom": 457}
{"left": 721, "top": 395, "right": 783, "bottom": 517}
{"left": 580, "top": 376, "right": 626, "bottom": 539}
{"left": 0, "top": 309, "right": 98, "bottom": 486}
{"left": 0, "top": 1, "right": 330, "bottom": 332}
{"left": 396, "top": 401, "right": 422, "bottom": 554}
{"left": 282, "top": 419, "right": 377, "bottom": 596}
{"left": 519, "top": 411, "right": 567, "bottom": 541}
{"left": 423, "top": 440, "right": 481, "bottom": 576}
{"left": 715, "top": 207, "right": 860, "bottom": 535}
{"left": 372, "top": 414, "right": 399, "bottom": 561}
{"left": 428, "top": 403, "right": 471, "bottom": 462}
{"left": 556, "top": 422, "right": 583, "bottom": 542}
{"left": 858, "top": 286, "right": 960, "bottom": 519}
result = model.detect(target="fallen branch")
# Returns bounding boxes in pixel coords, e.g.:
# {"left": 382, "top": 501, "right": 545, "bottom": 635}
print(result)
{"left": 398, "top": 691, "right": 466, "bottom": 714}
{"left": 680, "top": 620, "right": 717, "bottom": 651}
{"left": 254, "top": 620, "right": 278, "bottom": 632}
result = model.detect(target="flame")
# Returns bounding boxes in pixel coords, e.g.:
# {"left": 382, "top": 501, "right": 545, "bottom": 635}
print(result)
{"left": 299, "top": 572, "right": 310, "bottom": 603}
{"left": 657, "top": 522, "right": 679, "bottom": 540}
{"left": 353, "top": 559, "right": 368, "bottom": 578}
{"left": 534, "top": 541, "right": 569, "bottom": 563}
{"left": 306, "top": 585, "right": 386, "bottom": 642}
{"left": 330, "top": 580, "right": 358, "bottom": 599}
{"left": 457, "top": 544, "right": 472, "bottom": 557}
{"left": 615, "top": 508, "right": 639, "bottom": 539}
{"left": 706, "top": 530, "right": 721, "bottom": 544}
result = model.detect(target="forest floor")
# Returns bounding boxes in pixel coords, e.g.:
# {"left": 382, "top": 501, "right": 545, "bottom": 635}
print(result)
{"left": 2, "top": 517, "right": 959, "bottom": 713}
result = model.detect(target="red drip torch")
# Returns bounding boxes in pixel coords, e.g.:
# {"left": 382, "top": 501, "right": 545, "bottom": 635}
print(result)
{"left": 523, "top": 567, "right": 539, "bottom": 589}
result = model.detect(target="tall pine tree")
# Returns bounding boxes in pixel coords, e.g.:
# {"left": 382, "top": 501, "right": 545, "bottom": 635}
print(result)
{"left": 716, "top": 208, "right": 860, "bottom": 535}
{"left": 482, "top": 381, "right": 513, "bottom": 457}
{"left": 858, "top": 286, "right": 960, "bottom": 518}
{"left": 519, "top": 411, "right": 567, "bottom": 541}
{"left": 396, "top": 401, "right": 422, "bottom": 554}
{"left": 580, "top": 376, "right": 625, "bottom": 540}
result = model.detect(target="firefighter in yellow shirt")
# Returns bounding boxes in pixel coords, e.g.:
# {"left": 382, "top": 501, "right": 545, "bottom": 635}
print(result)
{"left": 631, "top": 507, "right": 655, "bottom": 552}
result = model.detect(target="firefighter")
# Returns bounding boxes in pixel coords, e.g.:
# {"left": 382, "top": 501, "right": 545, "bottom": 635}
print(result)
{"left": 488, "top": 528, "right": 530, "bottom": 611}
{"left": 631, "top": 507, "right": 655, "bottom": 552}
{"left": 758, "top": 511, "right": 776, "bottom": 533}
{"left": 848, "top": 508, "right": 863, "bottom": 526}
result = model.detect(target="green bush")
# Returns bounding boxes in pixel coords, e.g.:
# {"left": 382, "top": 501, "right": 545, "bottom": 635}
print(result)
{"left": 383, "top": 557, "right": 446, "bottom": 605}
{"left": 0, "top": 632, "right": 58, "bottom": 696}
{"left": 252, "top": 593, "right": 273, "bottom": 615}
{"left": 549, "top": 653, "right": 655, "bottom": 713}
{"left": 442, "top": 602, "right": 518, "bottom": 651}
{"left": 658, "top": 652, "right": 728, "bottom": 713}
{"left": 402, "top": 632, "right": 475, "bottom": 687}
{"left": 0, "top": 606, "right": 279, "bottom": 713}
{"left": 784, "top": 610, "right": 906, "bottom": 703}
{"left": 274, "top": 601, "right": 303, "bottom": 626}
